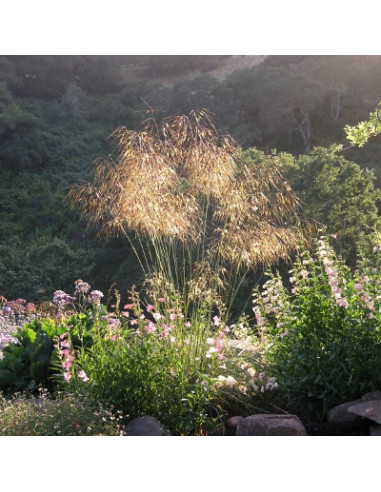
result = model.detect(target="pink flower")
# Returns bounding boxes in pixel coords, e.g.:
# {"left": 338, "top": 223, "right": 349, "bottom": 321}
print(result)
{"left": 215, "top": 338, "right": 224, "bottom": 352}
{"left": 225, "top": 376, "right": 237, "bottom": 387}
{"left": 78, "top": 370, "right": 89, "bottom": 382}
{"left": 157, "top": 298, "right": 165, "bottom": 303}
{"left": 64, "top": 372, "right": 72, "bottom": 382}
{"left": 153, "top": 312, "right": 163, "bottom": 320}
{"left": 144, "top": 321, "right": 156, "bottom": 334}
{"left": 89, "top": 290, "right": 104, "bottom": 304}
{"left": 213, "top": 315, "right": 220, "bottom": 326}
{"left": 336, "top": 297, "right": 349, "bottom": 308}
{"left": 63, "top": 360, "right": 73, "bottom": 370}
{"left": 124, "top": 303, "right": 134, "bottom": 309}
{"left": 146, "top": 304, "right": 154, "bottom": 313}
{"left": 74, "top": 281, "right": 91, "bottom": 294}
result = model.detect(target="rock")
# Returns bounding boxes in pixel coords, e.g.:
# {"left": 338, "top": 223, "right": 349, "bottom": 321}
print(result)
{"left": 236, "top": 414, "right": 307, "bottom": 436}
{"left": 224, "top": 416, "right": 244, "bottom": 435}
{"left": 328, "top": 400, "right": 364, "bottom": 423}
{"left": 369, "top": 425, "right": 381, "bottom": 436}
{"left": 361, "top": 390, "right": 381, "bottom": 402}
{"left": 347, "top": 400, "right": 381, "bottom": 424}
{"left": 123, "top": 416, "right": 171, "bottom": 436}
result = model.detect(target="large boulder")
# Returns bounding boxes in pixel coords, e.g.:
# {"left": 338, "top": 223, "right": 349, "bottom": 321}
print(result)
{"left": 236, "top": 414, "right": 307, "bottom": 436}
{"left": 361, "top": 390, "right": 381, "bottom": 402}
{"left": 347, "top": 401, "right": 381, "bottom": 425}
{"left": 328, "top": 390, "right": 381, "bottom": 424}
{"left": 123, "top": 416, "right": 171, "bottom": 436}
{"left": 328, "top": 400, "right": 364, "bottom": 424}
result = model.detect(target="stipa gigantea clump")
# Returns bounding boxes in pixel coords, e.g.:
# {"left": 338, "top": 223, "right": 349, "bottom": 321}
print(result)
{"left": 68, "top": 109, "right": 312, "bottom": 320}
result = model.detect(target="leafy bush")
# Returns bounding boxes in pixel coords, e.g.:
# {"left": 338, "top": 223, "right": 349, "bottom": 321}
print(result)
{"left": 0, "top": 390, "right": 122, "bottom": 436}
{"left": 253, "top": 237, "right": 381, "bottom": 423}
{"left": 0, "top": 318, "right": 64, "bottom": 394}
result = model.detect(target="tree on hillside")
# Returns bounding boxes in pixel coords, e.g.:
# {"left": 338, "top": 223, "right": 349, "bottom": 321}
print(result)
{"left": 284, "top": 146, "right": 381, "bottom": 261}
{"left": 226, "top": 65, "right": 325, "bottom": 153}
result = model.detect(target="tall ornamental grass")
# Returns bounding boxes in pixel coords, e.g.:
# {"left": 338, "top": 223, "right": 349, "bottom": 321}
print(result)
{"left": 68, "top": 110, "right": 311, "bottom": 320}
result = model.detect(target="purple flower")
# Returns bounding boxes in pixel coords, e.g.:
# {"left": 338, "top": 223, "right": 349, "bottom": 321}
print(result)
{"left": 89, "top": 290, "right": 104, "bottom": 304}
{"left": 74, "top": 281, "right": 91, "bottom": 295}
{"left": 53, "top": 290, "right": 76, "bottom": 311}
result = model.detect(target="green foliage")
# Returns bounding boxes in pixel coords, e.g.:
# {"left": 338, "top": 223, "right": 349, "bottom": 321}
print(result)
{"left": 287, "top": 146, "right": 381, "bottom": 261}
{"left": 0, "top": 318, "right": 61, "bottom": 393}
{"left": 253, "top": 238, "right": 381, "bottom": 423}
{"left": 0, "top": 391, "right": 122, "bottom": 436}
{"left": 345, "top": 102, "right": 381, "bottom": 147}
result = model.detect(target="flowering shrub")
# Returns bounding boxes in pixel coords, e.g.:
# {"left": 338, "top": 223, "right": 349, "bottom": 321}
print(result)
{"left": 253, "top": 237, "right": 381, "bottom": 422}
{"left": 66, "top": 290, "right": 233, "bottom": 435}
{"left": 0, "top": 282, "right": 109, "bottom": 395}
{"left": 0, "top": 280, "right": 280, "bottom": 434}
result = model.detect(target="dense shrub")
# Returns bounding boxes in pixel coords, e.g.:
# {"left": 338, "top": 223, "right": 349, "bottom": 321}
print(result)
{"left": 253, "top": 237, "right": 381, "bottom": 422}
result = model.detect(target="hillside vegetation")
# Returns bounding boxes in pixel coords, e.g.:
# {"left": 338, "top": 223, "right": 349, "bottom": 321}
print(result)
{"left": 1, "top": 55, "right": 381, "bottom": 303}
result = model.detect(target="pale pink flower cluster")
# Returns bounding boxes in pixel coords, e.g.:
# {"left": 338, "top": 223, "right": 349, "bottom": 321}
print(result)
{"left": 89, "top": 290, "right": 104, "bottom": 304}
{"left": 53, "top": 290, "right": 76, "bottom": 311}
{"left": 353, "top": 275, "right": 375, "bottom": 316}
{"left": 58, "top": 332, "right": 75, "bottom": 382}
{"left": 239, "top": 364, "right": 279, "bottom": 393}
{"left": 250, "top": 371, "right": 278, "bottom": 393}
{"left": 253, "top": 306, "right": 265, "bottom": 327}
{"left": 317, "top": 239, "right": 349, "bottom": 309}
{"left": 260, "top": 278, "right": 285, "bottom": 315}
{"left": 78, "top": 370, "right": 90, "bottom": 382}
{"left": 205, "top": 325, "right": 230, "bottom": 360}
{"left": 74, "top": 281, "right": 91, "bottom": 295}
{"left": 216, "top": 375, "right": 237, "bottom": 388}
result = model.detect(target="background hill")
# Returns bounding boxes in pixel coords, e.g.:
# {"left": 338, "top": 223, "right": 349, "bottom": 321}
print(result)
{"left": 1, "top": 55, "right": 381, "bottom": 304}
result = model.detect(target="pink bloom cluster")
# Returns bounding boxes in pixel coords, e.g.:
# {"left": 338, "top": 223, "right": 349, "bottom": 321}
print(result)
{"left": 53, "top": 290, "right": 76, "bottom": 311}
{"left": 353, "top": 275, "right": 376, "bottom": 316}
{"left": 253, "top": 306, "right": 265, "bottom": 327}
{"left": 5, "top": 298, "right": 36, "bottom": 314}
{"left": 249, "top": 371, "right": 278, "bottom": 393}
{"left": 58, "top": 332, "right": 75, "bottom": 382}
{"left": 205, "top": 325, "right": 230, "bottom": 360}
{"left": 57, "top": 332, "right": 89, "bottom": 383}
{"left": 122, "top": 299, "right": 191, "bottom": 343}
{"left": 89, "top": 290, "right": 104, "bottom": 304}
{"left": 74, "top": 281, "right": 91, "bottom": 295}
{"left": 259, "top": 278, "right": 285, "bottom": 316}
{"left": 317, "top": 239, "right": 349, "bottom": 309}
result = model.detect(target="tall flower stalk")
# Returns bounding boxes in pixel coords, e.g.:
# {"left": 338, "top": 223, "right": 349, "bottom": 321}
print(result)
{"left": 68, "top": 110, "right": 310, "bottom": 321}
